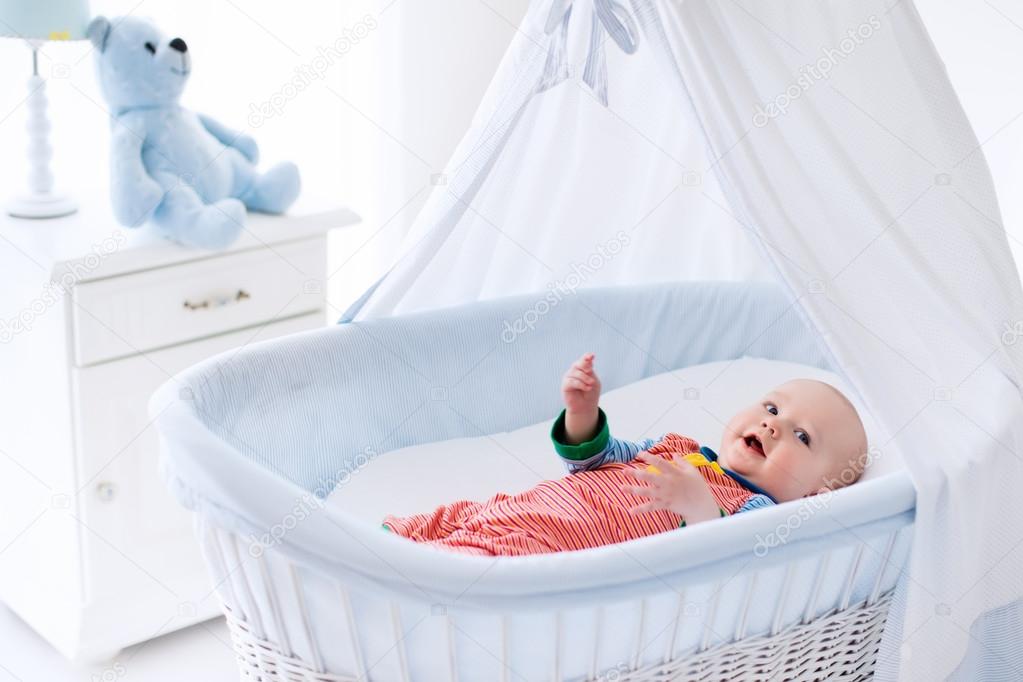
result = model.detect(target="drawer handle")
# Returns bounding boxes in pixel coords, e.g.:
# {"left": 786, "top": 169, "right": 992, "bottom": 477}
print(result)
{"left": 183, "top": 289, "right": 251, "bottom": 311}
{"left": 96, "top": 481, "right": 117, "bottom": 502}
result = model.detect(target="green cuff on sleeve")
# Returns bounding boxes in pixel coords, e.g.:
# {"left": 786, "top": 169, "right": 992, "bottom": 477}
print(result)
{"left": 550, "top": 408, "right": 610, "bottom": 460}
{"left": 381, "top": 523, "right": 392, "bottom": 532}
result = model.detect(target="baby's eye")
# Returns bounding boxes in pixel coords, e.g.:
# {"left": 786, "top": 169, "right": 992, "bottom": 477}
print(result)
{"left": 144, "top": 42, "right": 156, "bottom": 55}
{"left": 796, "top": 430, "right": 810, "bottom": 446}
{"left": 764, "top": 403, "right": 778, "bottom": 415}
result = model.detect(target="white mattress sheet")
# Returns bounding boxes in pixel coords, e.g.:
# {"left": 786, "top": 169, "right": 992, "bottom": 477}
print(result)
{"left": 329, "top": 357, "right": 898, "bottom": 523}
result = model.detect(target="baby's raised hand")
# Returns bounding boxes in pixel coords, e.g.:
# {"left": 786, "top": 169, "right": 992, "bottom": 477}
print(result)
{"left": 561, "top": 353, "right": 601, "bottom": 414}
{"left": 561, "top": 353, "right": 602, "bottom": 444}
{"left": 621, "top": 452, "right": 721, "bottom": 525}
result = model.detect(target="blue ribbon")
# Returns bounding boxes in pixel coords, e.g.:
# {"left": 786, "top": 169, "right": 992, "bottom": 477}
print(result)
{"left": 538, "top": 0, "right": 641, "bottom": 105}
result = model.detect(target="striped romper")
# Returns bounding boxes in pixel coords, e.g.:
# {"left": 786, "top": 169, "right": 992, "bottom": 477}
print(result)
{"left": 380, "top": 408, "right": 776, "bottom": 556}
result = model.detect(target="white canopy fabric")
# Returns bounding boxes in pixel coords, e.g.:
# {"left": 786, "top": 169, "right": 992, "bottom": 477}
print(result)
{"left": 344, "top": 1, "right": 1023, "bottom": 678}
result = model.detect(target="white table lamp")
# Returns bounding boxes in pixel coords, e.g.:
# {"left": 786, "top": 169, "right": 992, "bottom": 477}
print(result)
{"left": 0, "top": 0, "right": 91, "bottom": 218}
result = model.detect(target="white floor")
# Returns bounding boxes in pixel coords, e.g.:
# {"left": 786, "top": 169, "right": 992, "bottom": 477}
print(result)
{"left": 0, "top": 605, "right": 239, "bottom": 682}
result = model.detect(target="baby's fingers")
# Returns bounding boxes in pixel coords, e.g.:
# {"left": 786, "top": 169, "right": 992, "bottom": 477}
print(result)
{"left": 566, "top": 368, "right": 596, "bottom": 386}
{"left": 634, "top": 452, "right": 656, "bottom": 465}
{"left": 573, "top": 353, "right": 596, "bottom": 372}
{"left": 626, "top": 467, "right": 662, "bottom": 484}
{"left": 571, "top": 364, "right": 595, "bottom": 381}
{"left": 670, "top": 454, "right": 698, "bottom": 469}
{"left": 620, "top": 483, "right": 652, "bottom": 498}
{"left": 628, "top": 500, "right": 667, "bottom": 515}
{"left": 620, "top": 483, "right": 668, "bottom": 504}
{"left": 666, "top": 456, "right": 701, "bottom": 478}
{"left": 564, "top": 377, "right": 592, "bottom": 392}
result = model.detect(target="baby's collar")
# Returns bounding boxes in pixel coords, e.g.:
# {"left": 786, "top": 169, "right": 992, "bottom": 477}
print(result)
{"left": 699, "top": 446, "right": 778, "bottom": 504}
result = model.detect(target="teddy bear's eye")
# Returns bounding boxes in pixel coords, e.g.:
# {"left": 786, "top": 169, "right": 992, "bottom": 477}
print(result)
{"left": 144, "top": 42, "right": 156, "bottom": 55}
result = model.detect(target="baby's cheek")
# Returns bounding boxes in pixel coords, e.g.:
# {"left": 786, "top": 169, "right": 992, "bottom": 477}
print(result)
{"left": 766, "top": 449, "right": 801, "bottom": 479}
{"left": 759, "top": 464, "right": 787, "bottom": 489}
{"left": 774, "top": 451, "right": 821, "bottom": 493}
{"left": 719, "top": 418, "right": 738, "bottom": 451}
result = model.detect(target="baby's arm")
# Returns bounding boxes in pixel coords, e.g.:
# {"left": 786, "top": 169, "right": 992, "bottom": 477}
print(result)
{"left": 560, "top": 352, "right": 601, "bottom": 443}
{"left": 554, "top": 353, "right": 661, "bottom": 472}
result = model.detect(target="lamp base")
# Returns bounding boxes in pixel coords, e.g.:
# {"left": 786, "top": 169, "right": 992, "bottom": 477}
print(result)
{"left": 7, "top": 192, "right": 78, "bottom": 219}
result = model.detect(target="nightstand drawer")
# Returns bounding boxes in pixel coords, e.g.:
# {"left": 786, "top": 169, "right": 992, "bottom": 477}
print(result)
{"left": 72, "top": 312, "right": 323, "bottom": 627}
{"left": 71, "top": 239, "right": 325, "bottom": 366}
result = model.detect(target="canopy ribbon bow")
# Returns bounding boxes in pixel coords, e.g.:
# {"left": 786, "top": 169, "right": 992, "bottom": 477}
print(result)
{"left": 537, "top": 0, "right": 641, "bottom": 105}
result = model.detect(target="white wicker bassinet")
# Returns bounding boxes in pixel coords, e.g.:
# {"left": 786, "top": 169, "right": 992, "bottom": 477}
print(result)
{"left": 206, "top": 522, "right": 903, "bottom": 682}
{"left": 221, "top": 600, "right": 894, "bottom": 682}
{"left": 154, "top": 283, "right": 916, "bottom": 681}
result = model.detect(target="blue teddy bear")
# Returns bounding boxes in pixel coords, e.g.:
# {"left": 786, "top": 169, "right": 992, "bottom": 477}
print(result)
{"left": 86, "top": 16, "right": 301, "bottom": 249}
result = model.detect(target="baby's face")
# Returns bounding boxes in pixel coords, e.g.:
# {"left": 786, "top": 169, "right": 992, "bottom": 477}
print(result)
{"left": 718, "top": 379, "right": 867, "bottom": 503}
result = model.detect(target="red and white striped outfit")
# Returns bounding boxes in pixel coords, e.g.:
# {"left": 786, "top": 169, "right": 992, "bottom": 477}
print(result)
{"left": 381, "top": 432, "right": 763, "bottom": 556}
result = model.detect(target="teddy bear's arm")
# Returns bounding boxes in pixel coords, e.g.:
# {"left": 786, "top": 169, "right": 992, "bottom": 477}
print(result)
{"left": 198, "top": 113, "right": 260, "bottom": 165}
{"left": 109, "top": 124, "right": 166, "bottom": 228}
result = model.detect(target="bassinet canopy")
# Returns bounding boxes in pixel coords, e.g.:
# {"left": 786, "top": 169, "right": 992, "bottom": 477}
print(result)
{"left": 343, "top": 0, "right": 1023, "bottom": 679}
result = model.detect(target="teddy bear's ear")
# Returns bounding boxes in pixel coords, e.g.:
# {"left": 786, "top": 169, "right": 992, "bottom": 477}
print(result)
{"left": 86, "top": 16, "right": 111, "bottom": 53}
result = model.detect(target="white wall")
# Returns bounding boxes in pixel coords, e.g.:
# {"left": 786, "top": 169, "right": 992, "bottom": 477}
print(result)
{"left": 0, "top": 0, "right": 1020, "bottom": 313}
{"left": 331, "top": 0, "right": 530, "bottom": 314}
{"left": 915, "top": 0, "right": 1023, "bottom": 266}
{"left": 0, "top": 0, "right": 528, "bottom": 317}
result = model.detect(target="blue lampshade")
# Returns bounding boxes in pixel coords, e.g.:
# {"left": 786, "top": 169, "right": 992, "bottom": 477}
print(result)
{"left": 0, "top": 0, "right": 91, "bottom": 40}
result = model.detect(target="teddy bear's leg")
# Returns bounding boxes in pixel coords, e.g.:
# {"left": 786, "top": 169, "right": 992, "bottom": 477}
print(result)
{"left": 237, "top": 161, "right": 301, "bottom": 214}
{"left": 150, "top": 174, "right": 247, "bottom": 250}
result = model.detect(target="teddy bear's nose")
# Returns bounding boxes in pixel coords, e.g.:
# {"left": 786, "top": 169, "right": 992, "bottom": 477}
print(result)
{"left": 169, "top": 37, "right": 188, "bottom": 53}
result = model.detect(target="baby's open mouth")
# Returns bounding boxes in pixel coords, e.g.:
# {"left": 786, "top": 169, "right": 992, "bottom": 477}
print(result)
{"left": 743, "top": 435, "right": 766, "bottom": 457}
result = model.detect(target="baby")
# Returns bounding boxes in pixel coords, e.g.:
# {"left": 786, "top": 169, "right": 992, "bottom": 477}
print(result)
{"left": 381, "top": 353, "right": 868, "bottom": 556}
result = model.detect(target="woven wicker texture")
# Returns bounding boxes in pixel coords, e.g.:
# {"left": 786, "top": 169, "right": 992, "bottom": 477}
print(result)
{"left": 222, "top": 593, "right": 891, "bottom": 682}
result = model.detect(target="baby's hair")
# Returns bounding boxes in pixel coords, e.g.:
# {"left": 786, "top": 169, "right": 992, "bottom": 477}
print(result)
{"left": 811, "top": 380, "right": 869, "bottom": 489}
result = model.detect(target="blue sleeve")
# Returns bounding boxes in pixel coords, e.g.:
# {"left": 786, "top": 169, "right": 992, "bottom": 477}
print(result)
{"left": 735, "top": 494, "right": 775, "bottom": 513}
{"left": 550, "top": 408, "right": 661, "bottom": 473}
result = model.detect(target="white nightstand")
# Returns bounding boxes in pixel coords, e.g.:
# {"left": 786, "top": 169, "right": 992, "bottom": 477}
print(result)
{"left": 0, "top": 198, "right": 359, "bottom": 661}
